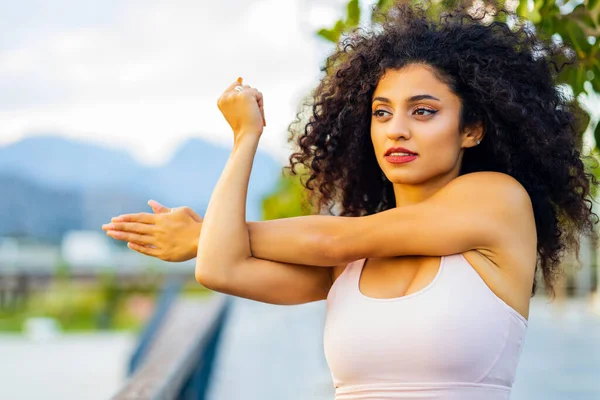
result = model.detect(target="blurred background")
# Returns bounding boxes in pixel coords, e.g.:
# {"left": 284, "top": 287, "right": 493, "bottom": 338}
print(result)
{"left": 0, "top": 0, "right": 599, "bottom": 399}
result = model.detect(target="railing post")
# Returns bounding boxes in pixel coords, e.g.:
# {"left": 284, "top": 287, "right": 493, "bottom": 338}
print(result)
{"left": 129, "top": 278, "right": 184, "bottom": 375}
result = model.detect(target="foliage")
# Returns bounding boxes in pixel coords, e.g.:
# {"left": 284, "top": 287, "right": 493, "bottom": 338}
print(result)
{"left": 317, "top": 0, "right": 599, "bottom": 145}
{"left": 261, "top": 0, "right": 600, "bottom": 218}
{"left": 262, "top": 168, "right": 316, "bottom": 219}
{"left": 0, "top": 273, "right": 210, "bottom": 333}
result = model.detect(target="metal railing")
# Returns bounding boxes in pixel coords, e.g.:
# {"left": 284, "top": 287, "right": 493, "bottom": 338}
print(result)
{"left": 112, "top": 281, "right": 230, "bottom": 400}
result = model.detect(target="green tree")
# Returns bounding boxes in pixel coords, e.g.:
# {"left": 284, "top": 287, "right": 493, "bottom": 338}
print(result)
{"left": 317, "top": 0, "right": 600, "bottom": 149}
{"left": 262, "top": 0, "right": 600, "bottom": 218}
{"left": 262, "top": 168, "right": 316, "bottom": 219}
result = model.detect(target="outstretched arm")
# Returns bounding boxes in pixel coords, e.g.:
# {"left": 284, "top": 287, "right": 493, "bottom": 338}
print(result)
{"left": 106, "top": 173, "right": 535, "bottom": 268}
{"left": 246, "top": 171, "right": 535, "bottom": 265}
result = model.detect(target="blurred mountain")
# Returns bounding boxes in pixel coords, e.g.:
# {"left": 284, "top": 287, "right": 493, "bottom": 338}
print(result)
{"left": 0, "top": 135, "right": 283, "bottom": 242}
{"left": 0, "top": 173, "right": 83, "bottom": 242}
{"left": 0, "top": 136, "right": 142, "bottom": 193}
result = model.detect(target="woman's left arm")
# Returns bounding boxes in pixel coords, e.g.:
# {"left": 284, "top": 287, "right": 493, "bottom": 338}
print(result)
{"left": 247, "top": 171, "right": 536, "bottom": 266}
{"left": 106, "top": 171, "right": 534, "bottom": 267}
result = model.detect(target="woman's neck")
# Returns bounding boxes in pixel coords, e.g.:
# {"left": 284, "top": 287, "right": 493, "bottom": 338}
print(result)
{"left": 392, "top": 173, "right": 457, "bottom": 207}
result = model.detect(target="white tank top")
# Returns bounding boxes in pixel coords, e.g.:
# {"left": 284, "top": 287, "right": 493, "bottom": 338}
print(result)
{"left": 323, "top": 253, "right": 528, "bottom": 399}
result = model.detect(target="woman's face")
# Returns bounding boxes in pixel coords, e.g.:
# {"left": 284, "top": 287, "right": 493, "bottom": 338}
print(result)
{"left": 370, "top": 64, "right": 479, "bottom": 185}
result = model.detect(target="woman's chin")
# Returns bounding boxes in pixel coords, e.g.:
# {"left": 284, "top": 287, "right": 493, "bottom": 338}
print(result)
{"left": 385, "top": 171, "right": 424, "bottom": 185}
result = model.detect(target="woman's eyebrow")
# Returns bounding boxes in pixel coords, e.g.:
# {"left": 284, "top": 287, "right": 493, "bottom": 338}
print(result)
{"left": 372, "top": 94, "right": 441, "bottom": 104}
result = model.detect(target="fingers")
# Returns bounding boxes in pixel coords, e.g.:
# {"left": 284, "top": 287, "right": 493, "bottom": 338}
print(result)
{"left": 259, "top": 101, "right": 266, "bottom": 127}
{"left": 225, "top": 77, "right": 244, "bottom": 92}
{"left": 102, "top": 222, "right": 154, "bottom": 235}
{"left": 259, "top": 97, "right": 265, "bottom": 126}
{"left": 112, "top": 212, "right": 156, "bottom": 224}
{"left": 251, "top": 89, "right": 265, "bottom": 126}
{"left": 250, "top": 89, "right": 265, "bottom": 126}
{"left": 182, "top": 207, "right": 203, "bottom": 222}
{"left": 219, "top": 77, "right": 265, "bottom": 132}
{"left": 241, "top": 85, "right": 266, "bottom": 127}
{"left": 148, "top": 199, "right": 171, "bottom": 213}
{"left": 128, "top": 242, "right": 161, "bottom": 258}
{"left": 106, "top": 230, "right": 155, "bottom": 246}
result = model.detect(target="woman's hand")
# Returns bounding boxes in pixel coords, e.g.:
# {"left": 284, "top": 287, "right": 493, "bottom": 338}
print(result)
{"left": 218, "top": 77, "right": 265, "bottom": 144}
{"left": 102, "top": 200, "right": 202, "bottom": 262}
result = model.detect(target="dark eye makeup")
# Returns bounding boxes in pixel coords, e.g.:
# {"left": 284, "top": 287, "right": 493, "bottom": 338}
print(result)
{"left": 371, "top": 107, "right": 438, "bottom": 117}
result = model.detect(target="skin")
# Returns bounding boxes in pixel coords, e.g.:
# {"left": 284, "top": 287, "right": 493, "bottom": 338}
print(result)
{"left": 371, "top": 64, "right": 472, "bottom": 202}
{"left": 103, "top": 64, "right": 537, "bottom": 318}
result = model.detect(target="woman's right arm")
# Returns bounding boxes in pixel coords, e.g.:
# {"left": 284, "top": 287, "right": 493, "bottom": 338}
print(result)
{"left": 105, "top": 210, "right": 335, "bottom": 305}
{"left": 105, "top": 76, "right": 338, "bottom": 305}
{"left": 104, "top": 206, "right": 338, "bottom": 305}
{"left": 201, "top": 257, "right": 333, "bottom": 305}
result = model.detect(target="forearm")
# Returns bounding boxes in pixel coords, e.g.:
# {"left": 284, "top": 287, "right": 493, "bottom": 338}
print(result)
{"left": 195, "top": 136, "right": 258, "bottom": 282}
{"left": 191, "top": 215, "right": 350, "bottom": 267}
{"left": 247, "top": 216, "right": 350, "bottom": 266}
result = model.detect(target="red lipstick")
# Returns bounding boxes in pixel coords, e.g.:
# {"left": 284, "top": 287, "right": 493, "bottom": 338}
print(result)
{"left": 384, "top": 147, "right": 418, "bottom": 164}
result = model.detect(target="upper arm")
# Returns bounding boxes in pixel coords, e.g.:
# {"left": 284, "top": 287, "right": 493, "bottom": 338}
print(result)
{"left": 336, "top": 172, "right": 536, "bottom": 261}
{"left": 196, "top": 257, "right": 333, "bottom": 306}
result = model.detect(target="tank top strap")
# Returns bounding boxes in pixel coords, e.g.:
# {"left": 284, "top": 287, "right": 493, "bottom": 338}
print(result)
{"left": 328, "top": 258, "right": 366, "bottom": 300}
{"left": 343, "top": 258, "right": 366, "bottom": 282}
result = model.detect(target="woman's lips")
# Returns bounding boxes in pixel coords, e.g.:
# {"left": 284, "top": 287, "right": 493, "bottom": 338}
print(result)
{"left": 384, "top": 154, "right": 418, "bottom": 164}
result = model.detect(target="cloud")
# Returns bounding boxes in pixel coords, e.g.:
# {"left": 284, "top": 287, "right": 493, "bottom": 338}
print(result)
{"left": 0, "top": 0, "right": 349, "bottom": 164}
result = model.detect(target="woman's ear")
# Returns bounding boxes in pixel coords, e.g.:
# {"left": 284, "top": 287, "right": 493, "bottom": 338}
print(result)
{"left": 461, "top": 121, "right": 484, "bottom": 148}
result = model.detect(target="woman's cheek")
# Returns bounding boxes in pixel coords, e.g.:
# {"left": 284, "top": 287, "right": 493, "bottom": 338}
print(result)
{"left": 422, "top": 147, "right": 450, "bottom": 173}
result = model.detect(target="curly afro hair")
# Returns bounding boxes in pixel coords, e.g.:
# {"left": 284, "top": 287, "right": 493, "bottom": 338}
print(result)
{"left": 287, "top": 1, "right": 598, "bottom": 296}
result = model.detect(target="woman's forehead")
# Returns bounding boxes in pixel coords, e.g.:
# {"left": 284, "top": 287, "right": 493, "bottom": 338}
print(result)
{"left": 373, "top": 67, "right": 457, "bottom": 105}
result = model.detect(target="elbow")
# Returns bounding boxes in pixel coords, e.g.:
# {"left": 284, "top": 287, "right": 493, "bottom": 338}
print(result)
{"left": 195, "top": 252, "right": 249, "bottom": 292}
{"left": 195, "top": 262, "right": 226, "bottom": 292}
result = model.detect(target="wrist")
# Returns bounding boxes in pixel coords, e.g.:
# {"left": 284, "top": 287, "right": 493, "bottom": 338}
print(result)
{"left": 233, "top": 132, "right": 260, "bottom": 150}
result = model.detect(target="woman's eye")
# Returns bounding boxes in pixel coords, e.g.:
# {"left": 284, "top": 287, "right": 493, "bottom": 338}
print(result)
{"left": 414, "top": 107, "right": 437, "bottom": 116}
{"left": 372, "top": 110, "right": 389, "bottom": 117}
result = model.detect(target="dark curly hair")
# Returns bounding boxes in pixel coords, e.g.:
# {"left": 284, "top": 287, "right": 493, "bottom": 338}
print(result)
{"left": 287, "top": 1, "right": 598, "bottom": 296}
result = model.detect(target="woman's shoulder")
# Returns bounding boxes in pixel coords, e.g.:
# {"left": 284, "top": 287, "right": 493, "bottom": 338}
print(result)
{"left": 451, "top": 171, "right": 529, "bottom": 195}
{"left": 444, "top": 171, "right": 533, "bottom": 216}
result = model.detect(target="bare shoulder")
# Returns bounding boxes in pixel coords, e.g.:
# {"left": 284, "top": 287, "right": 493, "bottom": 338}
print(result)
{"left": 449, "top": 171, "right": 536, "bottom": 253}
{"left": 445, "top": 172, "right": 535, "bottom": 238}
{"left": 453, "top": 173, "right": 537, "bottom": 318}
{"left": 447, "top": 172, "right": 532, "bottom": 209}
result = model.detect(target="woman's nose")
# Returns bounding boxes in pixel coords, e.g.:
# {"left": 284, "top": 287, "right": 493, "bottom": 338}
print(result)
{"left": 387, "top": 119, "right": 411, "bottom": 141}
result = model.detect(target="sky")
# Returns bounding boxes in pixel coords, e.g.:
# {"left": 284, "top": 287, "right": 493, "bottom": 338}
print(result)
{"left": 0, "top": 0, "right": 369, "bottom": 165}
{"left": 0, "top": 0, "right": 598, "bottom": 166}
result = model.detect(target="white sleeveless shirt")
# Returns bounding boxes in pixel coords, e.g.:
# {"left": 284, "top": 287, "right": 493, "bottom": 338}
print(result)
{"left": 323, "top": 253, "right": 528, "bottom": 399}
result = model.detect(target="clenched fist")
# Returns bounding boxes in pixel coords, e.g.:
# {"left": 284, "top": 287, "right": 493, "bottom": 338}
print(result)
{"left": 217, "top": 77, "right": 266, "bottom": 144}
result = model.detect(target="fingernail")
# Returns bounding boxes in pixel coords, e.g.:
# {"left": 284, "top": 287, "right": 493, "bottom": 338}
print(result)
{"left": 112, "top": 216, "right": 122, "bottom": 222}
{"left": 237, "top": 77, "right": 243, "bottom": 84}
{"left": 103, "top": 224, "right": 114, "bottom": 229}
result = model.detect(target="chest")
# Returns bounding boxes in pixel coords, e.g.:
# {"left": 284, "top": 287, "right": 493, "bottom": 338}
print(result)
{"left": 324, "top": 255, "right": 525, "bottom": 385}
{"left": 323, "top": 273, "right": 514, "bottom": 386}
{"left": 334, "top": 256, "right": 442, "bottom": 299}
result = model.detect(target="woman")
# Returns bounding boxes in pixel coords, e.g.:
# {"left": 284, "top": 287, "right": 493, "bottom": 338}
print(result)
{"left": 103, "top": 3, "right": 597, "bottom": 398}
